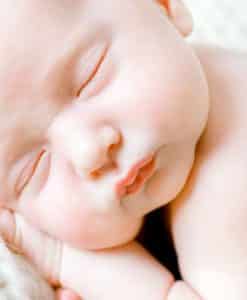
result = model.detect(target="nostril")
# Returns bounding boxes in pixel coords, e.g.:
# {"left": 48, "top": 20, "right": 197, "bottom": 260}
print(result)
{"left": 90, "top": 159, "right": 117, "bottom": 179}
{"left": 89, "top": 143, "right": 120, "bottom": 179}
{"left": 107, "top": 135, "right": 122, "bottom": 159}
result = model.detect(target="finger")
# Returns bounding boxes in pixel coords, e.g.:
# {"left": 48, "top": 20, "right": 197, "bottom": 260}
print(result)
{"left": 0, "top": 209, "right": 62, "bottom": 286}
{"left": 56, "top": 288, "right": 82, "bottom": 300}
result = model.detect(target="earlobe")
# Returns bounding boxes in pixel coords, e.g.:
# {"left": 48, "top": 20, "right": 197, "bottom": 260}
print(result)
{"left": 157, "top": 0, "right": 194, "bottom": 37}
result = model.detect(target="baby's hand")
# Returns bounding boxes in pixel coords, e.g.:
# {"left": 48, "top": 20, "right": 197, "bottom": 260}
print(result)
{"left": 0, "top": 209, "right": 81, "bottom": 300}
{"left": 0, "top": 241, "right": 56, "bottom": 299}
{"left": 0, "top": 209, "right": 201, "bottom": 300}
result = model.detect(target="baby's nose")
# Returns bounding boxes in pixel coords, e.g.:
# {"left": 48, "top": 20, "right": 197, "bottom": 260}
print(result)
{"left": 73, "top": 125, "right": 121, "bottom": 177}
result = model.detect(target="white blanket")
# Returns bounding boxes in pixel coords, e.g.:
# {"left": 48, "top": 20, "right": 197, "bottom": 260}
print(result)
{"left": 185, "top": 0, "right": 247, "bottom": 50}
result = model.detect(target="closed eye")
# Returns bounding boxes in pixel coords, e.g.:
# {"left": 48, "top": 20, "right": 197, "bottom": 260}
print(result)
{"left": 76, "top": 45, "right": 108, "bottom": 98}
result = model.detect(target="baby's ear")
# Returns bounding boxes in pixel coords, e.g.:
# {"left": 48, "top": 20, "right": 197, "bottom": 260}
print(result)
{"left": 158, "top": 0, "right": 193, "bottom": 37}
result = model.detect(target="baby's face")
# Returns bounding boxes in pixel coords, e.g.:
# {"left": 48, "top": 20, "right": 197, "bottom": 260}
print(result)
{"left": 0, "top": 0, "right": 208, "bottom": 249}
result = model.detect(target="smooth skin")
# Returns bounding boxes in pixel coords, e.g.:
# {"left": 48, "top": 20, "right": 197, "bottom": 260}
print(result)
{"left": 56, "top": 289, "right": 81, "bottom": 300}
{"left": 170, "top": 46, "right": 247, "bottom": 300}
{"left": 0, "top": 209, "right": 200, "bottom": 299}
{"left": 0, "top": 0, "right": 208, "bottom": 299}
{"left": 0, "top": 0, "right": 208, "bottom": 250}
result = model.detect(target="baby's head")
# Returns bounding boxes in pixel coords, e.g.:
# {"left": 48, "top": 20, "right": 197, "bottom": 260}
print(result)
{"left": 0, "top": 0, "right": 209, "bottom": 250}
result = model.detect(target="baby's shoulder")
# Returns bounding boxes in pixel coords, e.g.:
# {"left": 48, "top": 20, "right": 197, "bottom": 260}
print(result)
{"left": 194, "top": 44, "right": 247, "bottom": 89}
{"left": 194, "top": 44, "right": 247, "bottom": 113}
{"left": 193, "top": 45, "right": 247, "bottom": 157}
{"left": 169, "top": 45, "right": 247, "bottom": 216}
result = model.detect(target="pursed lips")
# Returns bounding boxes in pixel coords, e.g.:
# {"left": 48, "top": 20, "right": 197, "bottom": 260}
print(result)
{"left": 116, "top": 155, "right": 156, "bottom": 198}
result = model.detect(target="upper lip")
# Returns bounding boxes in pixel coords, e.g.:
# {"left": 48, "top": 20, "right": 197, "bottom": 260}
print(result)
{"left": 116, "top": 154, "right": 156, "bottom": 198}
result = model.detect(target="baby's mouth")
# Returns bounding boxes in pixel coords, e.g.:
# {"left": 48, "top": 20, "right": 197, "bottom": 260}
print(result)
{"left": 116, "top": 155, "right": 156, "bottom": 198}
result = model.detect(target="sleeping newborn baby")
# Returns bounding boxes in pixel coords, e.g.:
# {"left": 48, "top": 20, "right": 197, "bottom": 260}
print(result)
{"left": 0, "top": 0, "right": 211, "bottom": 299}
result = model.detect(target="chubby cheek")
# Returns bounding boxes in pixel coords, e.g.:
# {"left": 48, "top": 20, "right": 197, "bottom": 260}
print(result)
{"left": 17, "top": 164, "right": 104, "bottom": 249}
{"left": 18, "top": 190, "right": 91, "bottom": 249}
{"left": 118, "top": 75, "right": 193, "bottom": 145}
{"left": 18, "top": 195, "right": 140, "bottom": 250}
{"left": 146, "top": 144, "right": 195, "bottom": 209}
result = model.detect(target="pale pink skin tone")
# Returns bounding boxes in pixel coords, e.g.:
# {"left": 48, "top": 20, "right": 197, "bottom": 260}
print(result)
{"left": 0, "top": 0, "right": 208, "bottom": 250}
{"left": 170, "top": 47, "right": 247, "bottom": 300}
{"left": 0, "top": 0, "right": 209, "bottom": 299}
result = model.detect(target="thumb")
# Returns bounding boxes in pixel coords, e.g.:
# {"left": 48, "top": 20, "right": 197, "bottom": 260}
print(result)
{"left": 0, "top": 209, "right": 63, "bottom": 287}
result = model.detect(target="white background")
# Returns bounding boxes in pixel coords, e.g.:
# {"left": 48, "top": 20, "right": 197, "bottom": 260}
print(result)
{"left": 184, "top": 0, "right": 247, "bottom": 50}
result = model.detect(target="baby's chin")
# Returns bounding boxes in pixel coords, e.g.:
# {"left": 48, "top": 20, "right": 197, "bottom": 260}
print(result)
{"left": 65, "top": 215, "right": 144, "bottom": 250}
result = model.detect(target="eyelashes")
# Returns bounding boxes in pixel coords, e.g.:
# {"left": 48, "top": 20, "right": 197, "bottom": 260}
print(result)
{"left": 14, "top": 149, "right": 46, "bottom": 197}
{"left": 76, "top": 43, "right": 109, "bottom": 98}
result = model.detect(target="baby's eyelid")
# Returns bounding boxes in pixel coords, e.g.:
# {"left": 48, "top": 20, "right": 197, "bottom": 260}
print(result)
{"left": 75, "top": 42, "right": 109, "bottom": 98}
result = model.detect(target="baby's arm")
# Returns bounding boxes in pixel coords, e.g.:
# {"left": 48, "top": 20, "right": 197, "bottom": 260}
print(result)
{"left": 0, "top": 209, "right": 200, "bottom": 300}
{"left": 169, "top": 46, "right": 247, "bottom": 299}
